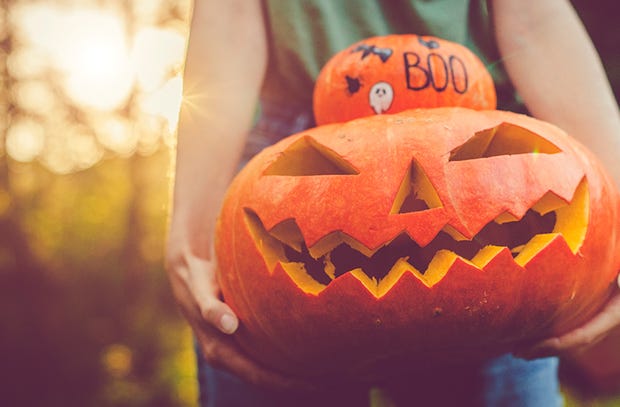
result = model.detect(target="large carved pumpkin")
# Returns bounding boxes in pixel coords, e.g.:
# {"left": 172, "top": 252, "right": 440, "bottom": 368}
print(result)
{"left": 215, "top": 108, "right": 620, "bottom": 379}
{"left": 313, "top": 34, "right": 497, "bottom": 125}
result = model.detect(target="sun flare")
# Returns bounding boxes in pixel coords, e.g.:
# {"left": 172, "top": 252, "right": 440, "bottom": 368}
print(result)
{"left": 7, "top": 2, "right": 189, "bottom": 171}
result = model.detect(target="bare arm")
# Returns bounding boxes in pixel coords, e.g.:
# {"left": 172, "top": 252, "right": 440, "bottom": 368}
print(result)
{"left": 170, "top": 0, "right": 266, "bottom": 263}
{"left": 166, "top": 0, "right": 309, "bottom": 389}
{"left": 492, "top": 0, "right": 620, "bottom": 184}
{"left": 492, "top": 0, "right": 620, "bottom": 392}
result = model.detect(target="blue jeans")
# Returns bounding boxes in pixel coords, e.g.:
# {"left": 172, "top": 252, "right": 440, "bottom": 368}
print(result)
{"left": 196, "top": 347, "right": 562, "bottom": 407}
{"left": 201, "top": 100, "right": 563, "bottom": 406}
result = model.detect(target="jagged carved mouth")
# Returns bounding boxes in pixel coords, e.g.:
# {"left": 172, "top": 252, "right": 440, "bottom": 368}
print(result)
{"left": 244, "top": 178, "right": 588, "bottom": 297}
{"left": 245, "top": 179, "right": 588, "bottom": 297}
{"left": 284, "top": 210, "right": 555, "bottom": 283}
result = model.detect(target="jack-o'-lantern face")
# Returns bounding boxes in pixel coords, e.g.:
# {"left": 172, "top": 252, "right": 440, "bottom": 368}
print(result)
{"left": 313, "top": 35, "right": 497, "bottom": 125}
{"left": 215, "top": 108, "right": 620, "bottom": 378}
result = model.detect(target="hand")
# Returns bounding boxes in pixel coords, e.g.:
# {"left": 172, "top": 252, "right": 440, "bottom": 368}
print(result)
{"left": 165, "top": 249, "right": 316, "bottom": 391}
{"left": 515, "top": 273, "right": 620, "bottom": 360}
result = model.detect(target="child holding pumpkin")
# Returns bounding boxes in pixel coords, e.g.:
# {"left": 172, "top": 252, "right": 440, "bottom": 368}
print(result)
{"left": 166, "top": 0, "right": 620, "bottom": 405}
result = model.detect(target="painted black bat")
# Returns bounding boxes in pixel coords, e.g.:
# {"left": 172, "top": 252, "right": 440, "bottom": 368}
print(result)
{"left": 418, "top": 36, "right": 440, "bottom": 49}
{"left": 345, "top": 75, "right": 361, "bottom": 94}
{"left": 351, "top": 44, "right": 393, "bottom": 62}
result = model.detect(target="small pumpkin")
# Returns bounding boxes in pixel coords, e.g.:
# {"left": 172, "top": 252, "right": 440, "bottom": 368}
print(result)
{"left": 215, "top": 108, "right": 620, "bottom": 379}
{"left": 313, "top": 34, "right": 497, "bottom": 125}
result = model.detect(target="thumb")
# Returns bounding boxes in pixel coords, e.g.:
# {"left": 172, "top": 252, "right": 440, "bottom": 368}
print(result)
{"left": 197, "top": 294, "right": 239, "bottom": 334}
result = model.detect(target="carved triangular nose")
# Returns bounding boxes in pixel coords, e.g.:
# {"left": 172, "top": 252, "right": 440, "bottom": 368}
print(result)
{"left": 391, "top": 158, "right": 443, "bottom": 214}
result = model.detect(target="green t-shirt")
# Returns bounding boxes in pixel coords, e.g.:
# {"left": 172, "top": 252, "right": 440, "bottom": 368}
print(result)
{"left": 260, "top": 0, "right": 523, "bottom": 113}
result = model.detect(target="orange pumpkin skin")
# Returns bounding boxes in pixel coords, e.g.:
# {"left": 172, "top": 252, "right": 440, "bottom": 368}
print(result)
{"left": 313, "top": 35, "right": 497, "bottom": 125}
{"left": 215, "top": 108, "right": 620, "bottom": 379}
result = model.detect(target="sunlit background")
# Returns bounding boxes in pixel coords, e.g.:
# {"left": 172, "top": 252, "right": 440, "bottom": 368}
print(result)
{"left": 0, "top": 0, "right": 619, "bottom": 406}
{"left": 1, "top": 0, "right": 196, "bottom": 406}
{"left": 3, "top": 0, "right": 187, "bottom": 171}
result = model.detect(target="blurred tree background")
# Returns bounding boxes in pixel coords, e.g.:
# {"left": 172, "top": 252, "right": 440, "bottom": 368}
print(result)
{"left": 0, "top": 0, "right": 196, "bottom": 406}
{"left": 0, "top": 1, "right": 618, "bottom": 406}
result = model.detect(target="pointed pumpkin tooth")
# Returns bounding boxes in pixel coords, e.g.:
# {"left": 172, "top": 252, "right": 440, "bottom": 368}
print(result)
{"left": 243, "top": 208, "right": 287, "bottom": 271}
{"left": 514, "top": 233, "right": 562, "bottom": 267}
{"left": 531, "top": 191, "right": 568, "bottom": 216}
{"left": 415, "top": 250, "right": 457, "bottom": 287}
{"left": 442, "top": 224, "right": 470, "bottom": 241}
{"left": 349, "top": 268, "right": 380, "bottom": 296}
{"left": 350, "top": 251, "right": 458, "bottom": 298}
{"left": 494, "top": 212, "right": 520, "bottom": 225}
{"left": 308, "top": 232, "right": 380, "bottom": 259}
{"left": 269, "top": 218, "right": 305, "bottom": 253}
{"left": 375, "top": 258, "right": 417, "bottom": 297}
{"left": 307, "top": 231, "right": 344, "bottom": 259}
{"left": 280, "top": 262, "right": 327, "bottom": 295}
{"left": 324, "top": 254, "right": 336, "bottom": 280}
{"left": 551, "top": 178, "right": 588, "bottom": 253}
{"left": 471, "top": 245, "right": 508, "bottom": 268}
{"left": 348, "top": 259, "right": 414, "bottom": 298}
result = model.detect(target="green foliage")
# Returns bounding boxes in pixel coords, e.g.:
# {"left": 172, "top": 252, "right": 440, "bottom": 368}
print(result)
{"left": 0, "top": 151, "right": 197, "bottom": 407}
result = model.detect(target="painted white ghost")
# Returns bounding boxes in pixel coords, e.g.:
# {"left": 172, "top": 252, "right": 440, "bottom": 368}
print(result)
{"left": 369, "top": 81, "right": 394, "bottom": 114}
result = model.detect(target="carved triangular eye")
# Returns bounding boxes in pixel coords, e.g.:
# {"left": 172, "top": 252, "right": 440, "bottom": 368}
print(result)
{"left": 264, "top": 136, "right": 359, "bottom": 176}
{"left": 449, "top": 122, "right": 561, "bottom": 161}
{"left": 391, "top": 159, "right": 442, "bottom": 214}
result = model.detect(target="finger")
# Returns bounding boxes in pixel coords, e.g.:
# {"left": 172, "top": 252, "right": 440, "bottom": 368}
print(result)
{"left": 554, "top": 294, "right": 620, "bottom": 350}
{"left": 516, "top": 293, "right": 620, "bottom": 359}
